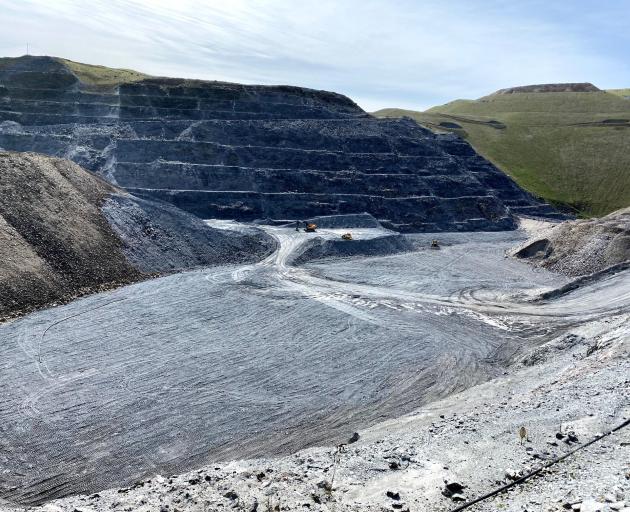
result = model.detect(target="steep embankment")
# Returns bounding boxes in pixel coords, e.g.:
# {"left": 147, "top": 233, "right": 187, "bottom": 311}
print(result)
{"left": 0, "top": 55, "right": 560, "bottom": 232}
{"left": 512, "top": 207, "right": 630, "bottom": 276}
{"left": 375, "top": 83, "right": 630, "bottom": 216}
{"left": 0, "top": 151, "right": 275, "bottom": 320}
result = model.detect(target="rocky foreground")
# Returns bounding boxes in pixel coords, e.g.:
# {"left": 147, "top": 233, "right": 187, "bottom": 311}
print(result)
{"left": 3, "top": 294, "right": 628, "bottom": 512}
{"left": 513, "top": 208, "right": 630, "bottom": 276}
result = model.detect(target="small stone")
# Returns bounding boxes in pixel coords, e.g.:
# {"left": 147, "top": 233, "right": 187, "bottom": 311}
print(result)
{"left": 580, "top": 500, "right": 603, "bottom": 512}
{"left": 223, "top": 491, "right": 238, "bottom": 500}
{"left": 505, "top": 469, "right": 519, "bottom": 480}
{"left": 451, "top": 494, "right": 466, "bottom": 502}
{"left": 348, "top": 432, "right": 360, "bottom": 444}
{"left": 445, "top": 482, "right": 465, "bottom": 493}
{"left": 610, "top": 503, "right": 625, "bottom": 511}
{"left": 386, "top": 491, "right": 401, "bottom": 501}
{"left": 317, "top": 481, "right": 332, "bottom": 492}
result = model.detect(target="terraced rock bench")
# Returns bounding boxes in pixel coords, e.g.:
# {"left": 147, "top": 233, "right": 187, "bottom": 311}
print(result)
{"left": 0, "top": 56, "right": 562, "bottom": 231}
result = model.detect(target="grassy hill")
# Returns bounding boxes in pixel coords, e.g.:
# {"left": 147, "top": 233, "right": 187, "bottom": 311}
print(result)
{"left": 375, "top": 85, "right": 630, "bottom": 216}
{"left": 58, "top": 57, "right": 149, "bottom": 87}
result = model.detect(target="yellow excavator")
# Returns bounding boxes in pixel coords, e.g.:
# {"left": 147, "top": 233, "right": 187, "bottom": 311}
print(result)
{"left": 305, "top": 223, "right": 317, "bottom": 232}
{"left": 341, "top": 233, "right": 353, "bottom": 240}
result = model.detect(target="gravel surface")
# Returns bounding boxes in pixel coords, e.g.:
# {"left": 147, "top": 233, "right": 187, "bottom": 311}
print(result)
{"left": 1, "top": 224, "right": 628, "bottom": 510}
{"left": 4, "top": 309, "right": 627, "bottom": 512}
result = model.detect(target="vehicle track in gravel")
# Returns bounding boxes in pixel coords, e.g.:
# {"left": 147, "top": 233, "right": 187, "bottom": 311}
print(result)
{"left": 1, "top": 226, "right": 628, "bottom": 506}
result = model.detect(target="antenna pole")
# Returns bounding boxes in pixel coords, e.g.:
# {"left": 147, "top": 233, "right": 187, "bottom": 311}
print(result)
{"left": 26, "top": 43, "right": 29, "bottom": 55}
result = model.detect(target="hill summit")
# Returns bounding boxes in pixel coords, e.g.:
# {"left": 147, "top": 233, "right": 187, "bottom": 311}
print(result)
{"left": 375, "top": 82, "right": 630, "bottom": 216}
{"left": 492, "top": 83, "right": 600, "bottom": 94}
{"left": 0, "top": 55, "right": 560, "bottom": 232}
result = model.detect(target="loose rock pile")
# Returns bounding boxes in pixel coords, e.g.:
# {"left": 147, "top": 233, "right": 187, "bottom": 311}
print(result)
{"left": 512, "top": 208, "right": 630, "bottom": 276}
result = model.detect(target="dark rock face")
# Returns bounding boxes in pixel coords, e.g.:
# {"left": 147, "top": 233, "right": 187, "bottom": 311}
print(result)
{"left": 102, "top": 193, "right": 277, "bottom": 273}
{"left": 0, "top": 56, "right": 560, "bottom": 232}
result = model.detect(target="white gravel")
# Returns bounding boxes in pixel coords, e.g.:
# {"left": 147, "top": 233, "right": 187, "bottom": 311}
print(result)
{"left": 1, "top": 224, "right": 628, "bottom": 511}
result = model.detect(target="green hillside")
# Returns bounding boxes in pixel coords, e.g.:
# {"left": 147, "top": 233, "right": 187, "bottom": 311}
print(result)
{"left": 375, "top": 87, "right": 630, "bottom": 216}
{"left": 57, "top": 58, "right": 149, "bottom": 87}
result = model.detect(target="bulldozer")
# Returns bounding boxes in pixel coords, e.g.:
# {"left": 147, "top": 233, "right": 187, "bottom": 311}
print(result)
{"left": 305, "top": 223, "right": 317, "bottom": 233}
{"left": 341, "top": 233, "right": 353, "bottom": 240}
{"left": 430, "top": 239, "right": 440, "bottom": 249}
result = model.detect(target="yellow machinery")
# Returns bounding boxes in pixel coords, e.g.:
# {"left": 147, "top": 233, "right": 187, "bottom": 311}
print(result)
{"left": 305, "top": 223, "right": 317, "bottom": 232}
{"left": 341, "top": 233, "right": 353, "bottom": 240}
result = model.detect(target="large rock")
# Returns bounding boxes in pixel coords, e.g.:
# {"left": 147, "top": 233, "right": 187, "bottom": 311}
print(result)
{"left": 0, "top": 56, "right": 559, "bottom": 232}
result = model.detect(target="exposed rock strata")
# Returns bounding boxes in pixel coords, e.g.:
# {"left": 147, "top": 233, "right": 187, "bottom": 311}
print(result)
{"left": 0, "top": 56, "right": 560, "bottom": 231}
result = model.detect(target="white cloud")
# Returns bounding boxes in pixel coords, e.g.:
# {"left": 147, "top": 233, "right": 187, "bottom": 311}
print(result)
{"left": 0, "top": 0, "right": 627, "bottom": 111}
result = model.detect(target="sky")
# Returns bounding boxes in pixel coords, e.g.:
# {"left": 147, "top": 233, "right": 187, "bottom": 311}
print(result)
{"left": 1, "top": 0, "right": 629, "bottom": 111}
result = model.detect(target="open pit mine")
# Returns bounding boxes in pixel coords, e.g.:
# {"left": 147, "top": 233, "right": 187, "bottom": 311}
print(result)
{"left": 0, "top": 56, "right": 627, "bottom": 512}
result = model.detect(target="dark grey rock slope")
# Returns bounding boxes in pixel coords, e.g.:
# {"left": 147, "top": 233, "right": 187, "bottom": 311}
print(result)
{"left": 0, "top": 56, "right": 560, "bottom": 232}
{"left": 0, "top": 151, "right": 275, "bottom": 320}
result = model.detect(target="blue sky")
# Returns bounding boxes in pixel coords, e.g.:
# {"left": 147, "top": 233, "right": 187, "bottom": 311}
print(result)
{"left": 1, "top": 0, "right": 629, "bottom": 111}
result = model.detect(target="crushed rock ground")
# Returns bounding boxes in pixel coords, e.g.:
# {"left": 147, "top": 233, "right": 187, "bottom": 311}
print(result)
{"left": 4, "top": 312, "right": 628, "bottom": 512}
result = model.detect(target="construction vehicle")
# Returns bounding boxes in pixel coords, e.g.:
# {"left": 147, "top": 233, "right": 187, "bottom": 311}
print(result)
{"left": 341, "top": 233, "right": 353, "bottom": 240}
{"left": 431, "top": 239, "right": 440, "bottom": 249}
{"left": 305, "top": 223, "right": 317, "bottom": 232}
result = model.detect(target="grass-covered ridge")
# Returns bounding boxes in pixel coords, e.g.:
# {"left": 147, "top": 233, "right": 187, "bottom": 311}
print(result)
{"left": 608, "top": 88, "right": 630, "bottom": 98}
{"left": 56, "top": 57, "right": 149, "bottom": 87}
{"left": 375, "top": 87, "right": 630, "bottom": 217}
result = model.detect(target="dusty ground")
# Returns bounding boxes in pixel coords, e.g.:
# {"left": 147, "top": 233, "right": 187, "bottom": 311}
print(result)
{"left": 1, "top": 222, "right": 628, "bottom": 510}
{"left": 4, "top": 308, "right": 627, "bottom": 512}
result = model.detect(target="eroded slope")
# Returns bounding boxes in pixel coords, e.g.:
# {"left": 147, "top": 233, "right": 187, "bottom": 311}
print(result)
{"left": 512, "top": 207, "right": 630, "bottom": 276}
{"left": 0, "top": 152, "right": 275, "bottom": 319}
